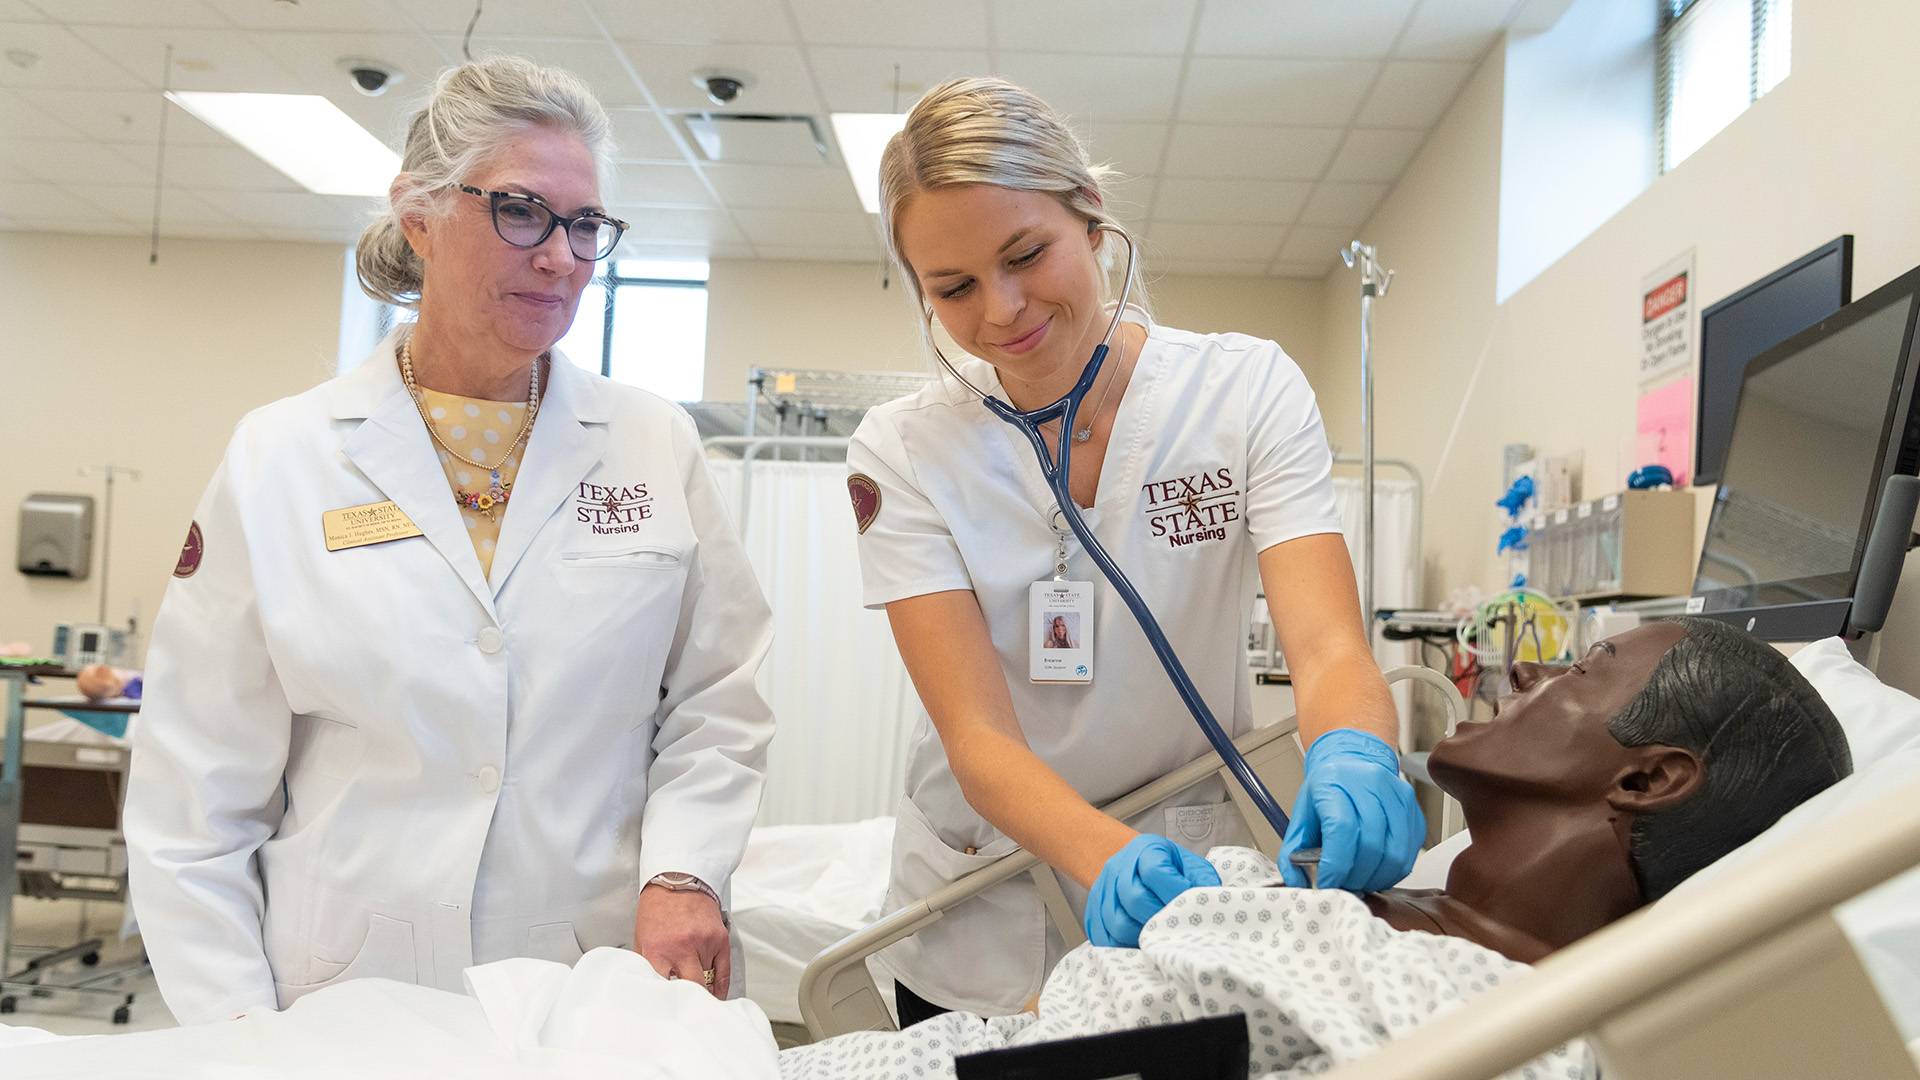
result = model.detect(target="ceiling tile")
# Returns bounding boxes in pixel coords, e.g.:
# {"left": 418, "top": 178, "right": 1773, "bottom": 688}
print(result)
{"left": 256, "top": 228, "right": 358, "bottom": 245}
{"left": 583, "top": 0, "right": 794, "bottom": 44}
{"left": 1162, "top": 124, "right": 1342, "bottom": 180}
{"left": 1104, "top": 176, "right": 1156, "bottom": 230}
{"left": 990, "top": 0, "right": 1196, "bottom": 55}
{"left": 0, "top": 89, "right": 81, "bottom": 138}
{"left": 1179, "top": 58, "right": 1379, "bottom": 125}
{"left": 1193, "top": 0, "right": 1419, "bottom": 58}
{"left": 1076, "top": 121, "right": 1167, "bottom": 180}
{"left": 17, "top": 89, "right": 230, "bottom": 145}
{"left": 1268, "top": 260, "right": 1335, "bottom": 279}
{"left": 1354, "top": 60, "right": 1472, "bottom": 128}
{"left": 460, "top": 36, "right": 645, "bottom": 107}
{"left": 1396, "top": 0, "right": 1519, "bottom": 60}
{"left": 0, "top": 180, "right": 112, "bottom": 219}
{"left": 0, "top": 21, "right": 148, "bottom": 90}
{"left": 793, "top": 0, "right": 988, "bottom": 49}
{"left": 613, "top": 162, "right": 715, "bottom": 207}
{"left": 0, "top": 0, "right": 48, "bottom": 17}
{"left": 607, "top": 205, "right": 746, "bottom": 247}
{"left": 613, "top": 235, "right": 752, "bottom": 260}
{"left": 620, "top": 42, "right": 819, "bottom": 114}
{"left": 198, "top": 0, "right": 398, "bottom": 32}
{"left": 1277, "top": 224, "right": 1352, "bottom": 263}
{"left": 700, "top": 163, "right": 861, "bottom": 212}
{"left": 111, "top": 141, "right": 305, "bottom": 190}
{"left": 8, "top": 217, "right": 144, "bottom": 238}
{"left": 25, "top": 1, "right": 228, "bottom": 27}
{"left": 731, "top": 208, "right": 876, "bottom": 249}
{"left": 2, "top": 138, "right": 150, "bottom": 186}
{"left": 1297, "top": 181, "right": 1388, "bottom": 228}
{"left": 608, "top": 109, "right": 689, "bottom": 162}
{"left": 1140, "top": 221, "right": 1285, "bottom": 262}
{"left": 1324, "top": 127, "right": 1424, "bottom": 181}
{"left": 72, "top": 26, "right": 302, "bottom": 92}
{"left": 752, "top": 244, "right": 885, "bottom": 263}
{"left": 1158, "top": 258, "right": 1272, "bottom": 277}
{"left": 1151, "top": 177, "right": 1311, "bottom": 225}
{"left": 58, "top": 183, "right": 229, "bottom": 224}
{"left": 246, "top": 30, "right": 450, "bottom": 102}
{"left": 804, "top": 45, "right": 989, "bottom": 114}
{"left": 394, "top": 0, "right": 605, "bottom": 36}
{"left": 153, "top": 221, "right": 271, "bottom": 240}
{"left": 995, "top": 52, "right": 1184, "bottom": 125}
{"left": 219, "top": 190, "right": 380, "bottom": 230}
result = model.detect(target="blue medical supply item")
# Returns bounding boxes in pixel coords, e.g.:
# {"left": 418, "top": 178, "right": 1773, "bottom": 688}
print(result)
{"left": 1496, "top": 525, "right": 1528, "bottom": 555}
{"left": 1496, "top": 475, "right": 1535, "bottom": 517}
{"left": 1085, "top": 833, "right": 1222, "bottom": 948}
{"left": 961, "top": 225, "right": 1293, "bottom": 842}
{"left": 1627, "top": 464, "right": 1674, "bottom": 490}
{"left": 1279, "top": 729, "right": 1425, "bottom": 892}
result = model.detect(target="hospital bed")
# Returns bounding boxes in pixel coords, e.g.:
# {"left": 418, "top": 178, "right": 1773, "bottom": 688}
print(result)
{"left": 798, "top": 665, "right": 1467, "bottom": 1040}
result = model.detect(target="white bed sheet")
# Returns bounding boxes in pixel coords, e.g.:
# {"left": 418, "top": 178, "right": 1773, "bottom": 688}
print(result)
{"left": 732, "top": 817, "right": 896, "bottom": 1026}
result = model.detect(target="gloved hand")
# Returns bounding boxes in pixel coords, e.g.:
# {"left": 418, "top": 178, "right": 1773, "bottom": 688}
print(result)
{"left": 1084, "top": 833, "right": 1222, "bottom": 948}
{"left": 1279, "top": 728, "right": 1425, "bottom": 893}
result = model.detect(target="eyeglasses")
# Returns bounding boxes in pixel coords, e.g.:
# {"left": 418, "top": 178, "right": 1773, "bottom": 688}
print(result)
{"left": 455, "top": 184, "right": 628, "bottom": 261}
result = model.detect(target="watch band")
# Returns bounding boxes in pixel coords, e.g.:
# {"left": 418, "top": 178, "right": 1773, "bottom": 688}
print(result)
{"left": 647, "top": 872, "right": 721, "bottom": 907}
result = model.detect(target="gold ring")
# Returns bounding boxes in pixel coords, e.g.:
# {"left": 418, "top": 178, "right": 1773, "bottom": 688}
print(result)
{"left": 701, "top": 968, "right": 716, "bottom": 987}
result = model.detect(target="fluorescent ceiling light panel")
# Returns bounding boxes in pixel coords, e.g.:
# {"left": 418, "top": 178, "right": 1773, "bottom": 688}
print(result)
{"left": 830, "top": 113, "right": 907, "bottom": 214}
{"left": 166, "top": 91, "right": 399, "bottom": 197}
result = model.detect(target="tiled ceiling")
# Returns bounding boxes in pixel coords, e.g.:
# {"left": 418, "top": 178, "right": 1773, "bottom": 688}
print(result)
{"left": 0, "top": 0, "right": 1551, "bottom": 278}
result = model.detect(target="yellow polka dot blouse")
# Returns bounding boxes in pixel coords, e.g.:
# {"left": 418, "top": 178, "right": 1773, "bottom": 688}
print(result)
{"left": 416, "top": 386, "right": 529, "bottom": 580}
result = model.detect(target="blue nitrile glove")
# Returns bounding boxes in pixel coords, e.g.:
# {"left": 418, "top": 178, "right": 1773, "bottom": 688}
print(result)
{"left": 1084, "top": 833, "right": 1222, "bottom": 948}
{"left": 1279, "top": 729, "right": 1425, "bottom": 893}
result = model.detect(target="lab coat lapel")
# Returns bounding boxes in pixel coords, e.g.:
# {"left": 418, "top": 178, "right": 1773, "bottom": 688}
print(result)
{"left": 488, "top": 355, "right": 609, "bottom": 595}
{"left": 336, "top": 353, "right": 499, "bottom": 620}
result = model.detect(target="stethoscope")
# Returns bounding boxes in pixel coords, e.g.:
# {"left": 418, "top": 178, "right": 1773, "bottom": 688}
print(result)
{"left": 927, "top": 222, "right": 1293, "bottom": 841}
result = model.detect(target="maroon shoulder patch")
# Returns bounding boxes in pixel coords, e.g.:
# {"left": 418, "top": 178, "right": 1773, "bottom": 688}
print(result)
{"left": 173, "top": 521, "right": 204, "bottom": 579}
{"left": 847, "top": 474, "right": 882, "bottom": 535}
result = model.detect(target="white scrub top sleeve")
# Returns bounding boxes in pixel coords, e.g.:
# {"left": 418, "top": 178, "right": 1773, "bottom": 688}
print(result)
{"left": 1241, "top": 344, "right": 1345, "bottom": 553}
{"left": 636, "top": 411, "right": 776, "bottom": 895}
{"left": 846, "top": 413, "right": 973, "bottom": 610}
{"left": 124, "top": 440, "right": 290, "bottom": 1026}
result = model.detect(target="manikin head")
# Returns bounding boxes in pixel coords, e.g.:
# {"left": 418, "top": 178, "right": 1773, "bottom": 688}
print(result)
{"left": 1428, "top": 617, "right": 1851, "bottom": 907}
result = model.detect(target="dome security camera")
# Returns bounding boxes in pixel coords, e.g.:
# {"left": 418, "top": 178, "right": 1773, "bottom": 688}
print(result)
{"left": 693, "top": 69, "right": 753, "bottom": 107}
{"left": 339, "top": 58, "right": 401, "bottom": 97}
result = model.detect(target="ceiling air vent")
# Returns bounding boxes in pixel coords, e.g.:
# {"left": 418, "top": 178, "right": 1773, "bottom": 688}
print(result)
{"left": 674, "top": 113, "right": 830, "bottom": 167}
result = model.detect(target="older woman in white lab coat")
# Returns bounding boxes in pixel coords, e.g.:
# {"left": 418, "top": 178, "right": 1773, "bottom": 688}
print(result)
{"left": 124, "top": 57, "right": 774, "bottom": 1026}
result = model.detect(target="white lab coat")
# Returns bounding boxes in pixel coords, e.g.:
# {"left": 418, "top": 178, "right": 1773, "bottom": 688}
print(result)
{"left": 847, "top": 314, "right": 1344, "bottom": 1014}
{"left": 125, "top": 329, "right": 775, "bottom": 1026}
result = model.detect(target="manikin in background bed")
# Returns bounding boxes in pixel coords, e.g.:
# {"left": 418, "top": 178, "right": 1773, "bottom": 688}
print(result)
{"left": 782, "top": 617, "right": 1854, "bottom": 1077}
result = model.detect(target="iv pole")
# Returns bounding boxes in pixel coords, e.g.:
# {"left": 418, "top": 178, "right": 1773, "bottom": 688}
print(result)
{"left": 79, "top": 464, "right": 142, "bottom": 627}
{"left": 1340, "top": 241, "right": 1394, "bottom": 634}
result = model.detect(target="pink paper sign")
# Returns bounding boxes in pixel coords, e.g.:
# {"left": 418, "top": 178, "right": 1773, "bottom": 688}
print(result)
{"left": 1636, "top": 376, "right": 1694, "bottom": 486}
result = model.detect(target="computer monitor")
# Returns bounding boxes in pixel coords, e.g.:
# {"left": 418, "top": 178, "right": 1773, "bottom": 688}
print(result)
{"left": 1692, "top": 263, "right": 1920, "bottom": 641}
{"left": 1695, "top": 236, "right": 1853, "bottom": 487}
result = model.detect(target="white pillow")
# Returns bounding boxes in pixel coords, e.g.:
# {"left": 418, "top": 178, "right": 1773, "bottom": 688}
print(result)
{"left": 1788, "top": 637, "right": 1920, "bottom": 761}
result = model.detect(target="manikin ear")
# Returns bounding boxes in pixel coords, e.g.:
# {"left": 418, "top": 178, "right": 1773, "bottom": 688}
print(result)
{"left": 1606, "top": 745, "right": 1705, "bottom": 815}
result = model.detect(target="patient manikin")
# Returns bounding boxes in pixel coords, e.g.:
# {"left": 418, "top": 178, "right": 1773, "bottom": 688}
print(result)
{"left": 1367, "top": 616, "right": 1853, "bottom": 962}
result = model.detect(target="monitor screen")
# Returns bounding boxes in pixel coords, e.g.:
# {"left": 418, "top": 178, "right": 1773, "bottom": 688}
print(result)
{"left": 1694, "top": 290, "right": 1917, "bottom": 610}
{"left": 1695, "top": 238, "right": 1852, "bottom": 487}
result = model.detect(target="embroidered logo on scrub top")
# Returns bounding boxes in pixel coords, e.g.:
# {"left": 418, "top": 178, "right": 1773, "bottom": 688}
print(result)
{"left": 1141, "top": 468, "right": 1240, "bottom": 549}
{"left": 575, "top": 482, "right": 653, "bottom": 536}
{"left": 172, "top": 521, "right": 204, "bottom": 578}
{"left": 847, "top": 474, "right": 881, "bottom": 534}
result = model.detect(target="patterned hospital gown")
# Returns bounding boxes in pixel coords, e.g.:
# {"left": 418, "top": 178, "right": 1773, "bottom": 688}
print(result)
{"left": 779, "top": 848, "right": 1592, "bottom": 1080}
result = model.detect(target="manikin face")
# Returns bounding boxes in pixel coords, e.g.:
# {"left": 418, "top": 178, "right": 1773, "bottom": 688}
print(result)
{"left": 403, "top": 124, "right": 601, "bottom": 356}
{"left": 1427, "top": 622, "right": 1691, "bottom": 803}
{"left": 894, "top": 183, "right": 1109, "bottom": 390}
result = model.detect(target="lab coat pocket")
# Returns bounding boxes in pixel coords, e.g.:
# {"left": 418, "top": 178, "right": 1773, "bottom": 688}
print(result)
{"left": 559, "top": 544, "right": 684, "bottom": 570}
{"left": 288, "top": 712, "right": 363, "bottom": 781}
{"left": 526, "top": 921, "right": 586, "bottom": 966}
{"left": 280, "top": 912, "right": 417, "bottom": 999}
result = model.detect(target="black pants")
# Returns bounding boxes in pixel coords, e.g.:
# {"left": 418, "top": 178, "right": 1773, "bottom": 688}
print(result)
{"left": 894, "top": 981, "right": 953, "bottom": 1028}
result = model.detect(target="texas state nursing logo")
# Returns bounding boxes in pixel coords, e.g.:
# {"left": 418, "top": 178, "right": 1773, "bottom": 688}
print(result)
{"left": 575, "top": 481, "right": 653, "bottom": 535}
{"left": 847, "top": 474, "right": 881, "bottom": 534}
{"left": 1141, "top": 467, "right": 1240, "bottom": 549}
{"left": 172, "top": 521, "right": 204, "bottom": 578}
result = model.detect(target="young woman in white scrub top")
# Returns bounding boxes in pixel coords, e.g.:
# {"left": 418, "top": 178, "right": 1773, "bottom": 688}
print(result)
{"left": 847, "top": 77, "right": 1425, "bottom": 1024}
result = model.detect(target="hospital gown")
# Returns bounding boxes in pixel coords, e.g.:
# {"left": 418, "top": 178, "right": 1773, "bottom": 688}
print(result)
{"left": 780, "top": 848, "right": 1592, "bottom": 1079}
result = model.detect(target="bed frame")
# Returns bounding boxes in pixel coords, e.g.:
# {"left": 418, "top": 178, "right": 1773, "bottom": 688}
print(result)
{"left": 797, "top": 666, "right": 1466, "bottom": 1041}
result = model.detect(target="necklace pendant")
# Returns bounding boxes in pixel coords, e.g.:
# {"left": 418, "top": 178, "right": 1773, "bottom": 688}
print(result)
{"left": 1072, "top": 427, "right": 1093, "bottom": 443}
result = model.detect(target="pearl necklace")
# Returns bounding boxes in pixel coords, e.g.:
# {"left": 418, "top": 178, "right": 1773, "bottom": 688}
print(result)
{"left": 398, "top": 335, "right": 543, "bottom": 473}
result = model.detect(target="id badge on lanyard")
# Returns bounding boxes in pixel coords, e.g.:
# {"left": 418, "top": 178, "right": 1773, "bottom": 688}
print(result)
{"left": 1030, "top": 519, "right": 1094, "bottom": 684}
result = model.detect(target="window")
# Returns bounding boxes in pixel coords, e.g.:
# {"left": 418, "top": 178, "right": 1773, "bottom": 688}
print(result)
{"left": 557, "top": 258, "right": 709, "bottom": 402}
{"left": 1658, "top": 0, "right": 1792, "bottom": 172}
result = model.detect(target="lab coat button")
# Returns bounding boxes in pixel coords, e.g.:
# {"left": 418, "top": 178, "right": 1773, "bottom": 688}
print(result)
{"left": 477, "top": 765, "right": 501, "bottom": 793}
{"left": 477, "top": 627, "right": 504, "bottom": 654}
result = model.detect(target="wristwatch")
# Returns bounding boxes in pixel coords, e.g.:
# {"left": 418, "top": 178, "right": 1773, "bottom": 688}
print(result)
{"left": 647, "top": 872, "right": 724, "bottom": 912}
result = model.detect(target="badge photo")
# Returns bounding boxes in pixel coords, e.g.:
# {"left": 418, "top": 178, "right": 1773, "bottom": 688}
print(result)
{"left": 1028, "top": 580, "right": 1094, "bottom": 684}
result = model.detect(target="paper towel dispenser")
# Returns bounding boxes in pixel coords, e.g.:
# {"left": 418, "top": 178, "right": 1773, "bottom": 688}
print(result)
{"left": 18, "top": 493, "right": 94, "bottom": 578}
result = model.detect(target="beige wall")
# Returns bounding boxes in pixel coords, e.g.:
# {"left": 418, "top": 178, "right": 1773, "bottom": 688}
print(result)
{"left": 1, "top": 233, "right": 345, "bottom": 662}
{"left": 1310, "top": 0, "right": 1920, "bottom": 690}
{"left": 702, "top": 257, "right": 1326, "bottom": 402}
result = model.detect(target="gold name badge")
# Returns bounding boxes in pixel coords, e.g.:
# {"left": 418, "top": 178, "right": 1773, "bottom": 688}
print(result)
{"left": 322, "top": 500, "right": 425, "bottom": 552}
